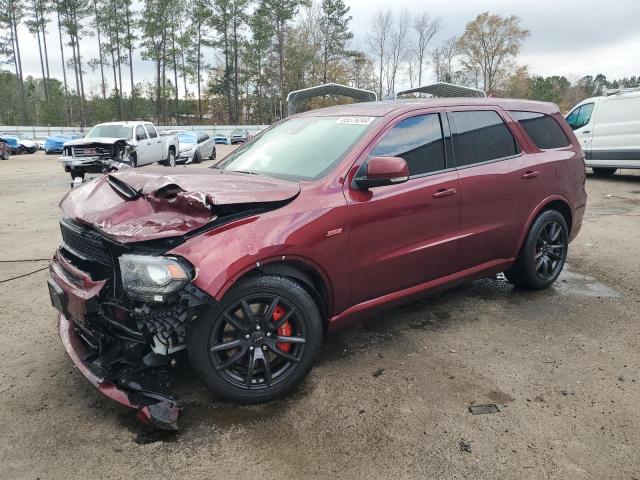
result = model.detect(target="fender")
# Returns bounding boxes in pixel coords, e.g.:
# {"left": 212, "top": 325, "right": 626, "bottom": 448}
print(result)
{"left": 512, "top": 194, "right": 572, "bottom": 258}
{"left": 215, "top": 254, "right": 335, "bottom": 314}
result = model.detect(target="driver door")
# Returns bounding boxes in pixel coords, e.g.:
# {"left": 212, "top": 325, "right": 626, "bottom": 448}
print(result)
{"left": 133, "top": 125, "right": 148, "bottom": 165}
{"left": 566, "top": 102, "right": 595, "bottom": 157}
{"left": 345, "top": 112, "right": 461, "bottom": 305}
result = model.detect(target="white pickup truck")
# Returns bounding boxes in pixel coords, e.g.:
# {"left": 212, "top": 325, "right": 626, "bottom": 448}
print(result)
{"left": 59, "top": 121, "right": 179, "bottom": 179}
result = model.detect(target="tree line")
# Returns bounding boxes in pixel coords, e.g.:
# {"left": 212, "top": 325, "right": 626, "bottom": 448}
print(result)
{"left": 1, "top": 4, "right": 638, "bottom": 127}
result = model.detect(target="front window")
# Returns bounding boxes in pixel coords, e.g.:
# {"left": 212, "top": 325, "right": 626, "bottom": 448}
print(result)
{"left": 217, "top": 116, "right": 377, "bottom": 181}
{"left": 566, "top": 103, "right": 594, "bottom": 130}
{"left": 86, "top": 125, "right": 133, "bottom": 139}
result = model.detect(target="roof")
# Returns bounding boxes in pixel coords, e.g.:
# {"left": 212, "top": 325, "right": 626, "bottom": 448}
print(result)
{"left": 287, "top": 83, "right": 377, "bottom": 115}
{"left": 396, "top": 82, "right": 486, "bottom": 98}
{"left": 294, "top": 97, "right": 561, "bottom": 118}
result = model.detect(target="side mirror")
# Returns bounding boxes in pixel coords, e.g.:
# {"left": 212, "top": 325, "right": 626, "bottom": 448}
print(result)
{"left": 354, "top": 156, "right": 409, "bottom": 189}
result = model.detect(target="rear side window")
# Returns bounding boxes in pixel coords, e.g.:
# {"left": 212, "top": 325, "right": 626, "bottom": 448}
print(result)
{"left": 145, "top": 123, "right": 158, "bottom": 138}
{"left": 449, "top": 110, "right": 519, "bottom": 167}
{"left": 198, "top": 133, "right": 209, "bottom": 143}
{"left": 510, "top": 111, "right": 570, "bottom": 149}
{"left": 371, "top": 114, "right": 446, "bottom": 176}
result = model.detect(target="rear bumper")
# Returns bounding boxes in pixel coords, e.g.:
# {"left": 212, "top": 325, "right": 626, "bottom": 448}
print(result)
{"left": 58, "top": 313, "right": 179, "bottom": 429}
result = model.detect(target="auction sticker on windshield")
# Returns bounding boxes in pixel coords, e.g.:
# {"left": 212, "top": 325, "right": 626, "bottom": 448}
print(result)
{"left": 336, "top": 117, "right": 375, "bottom": 125}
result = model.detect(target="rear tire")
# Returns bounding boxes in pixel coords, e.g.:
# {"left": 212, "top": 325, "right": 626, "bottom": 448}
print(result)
{"left": 504, "top": 210, "right": 568, "bottom": 290}
{"left": 592, "top": 167, "right": 617, "bottom": 176}
{"left": 187, "top": 274, "right": 323, "bottom": 404}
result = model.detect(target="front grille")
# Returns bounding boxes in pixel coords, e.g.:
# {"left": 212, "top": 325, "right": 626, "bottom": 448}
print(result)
{"left": 73, "top": 146, "right": 112, "bottom": 159}
{"left": 60, "top": 219, "right": 113, "bottom": 267}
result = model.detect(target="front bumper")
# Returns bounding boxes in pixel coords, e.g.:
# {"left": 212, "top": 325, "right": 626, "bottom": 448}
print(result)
{"left": 48, "top": 247, "right": 199, "bottom": 430}
{"left": 58, "top": 313, "right": 179, "bottom": 429}
{"left": 60, "top": 155, "right": 102, "bottom": 171}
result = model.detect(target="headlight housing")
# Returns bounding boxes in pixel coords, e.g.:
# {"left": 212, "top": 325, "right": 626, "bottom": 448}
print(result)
{"left": 119, "top": 254, "right": 192, "bottom": 301}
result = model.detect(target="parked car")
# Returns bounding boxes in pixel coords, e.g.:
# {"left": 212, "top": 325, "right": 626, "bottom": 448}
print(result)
{"left": 0, "top": 135, "right": 20, "bottom": 154}
{"left": 212, "top": 133, "right": 229, "bottom": 145}
{"left": 36, "top": 136, "right": 48, "bottom": 150}
{"left": 230, "top": 128, "right": 250, "bottom": 144}
{"left": 566, "top": 88, "right": 640, "bottom": 175}
{"left": 14, "top": 133, "right": 38, "bottom": 153}
{"left": 45, "top": 135, "right": 81, "bottom": 155}
{"left": 59, "top": 122, "right": 178, "bottom": 179}
{"left": 175, "top": 131, "right": 216, "bottom": 164}
{"left": 0, "top": 138, "right": 10, "bottom": 160}
{"left": 48, "top": 98, "right": 586, "bottom": 429}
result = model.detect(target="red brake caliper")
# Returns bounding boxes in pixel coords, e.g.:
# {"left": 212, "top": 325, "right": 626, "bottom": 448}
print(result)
{"left": 271, "top": 304, "right": 292, "bottom": 352}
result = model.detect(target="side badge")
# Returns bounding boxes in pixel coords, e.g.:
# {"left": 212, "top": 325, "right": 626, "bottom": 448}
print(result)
{"left": 326, "top": 228, "right": 343, "bottom": 237}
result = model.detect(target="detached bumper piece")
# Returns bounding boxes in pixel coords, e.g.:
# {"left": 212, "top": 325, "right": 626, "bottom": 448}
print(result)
{"left": 59, "top": 314, "right": 180, "bottom": 430}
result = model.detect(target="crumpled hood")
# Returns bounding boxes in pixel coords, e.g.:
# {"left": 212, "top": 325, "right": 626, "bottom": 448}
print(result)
{"left": 64, "top": 137, "right": 125, "bottom": 146}
{"left": 60, "top": 168, "right": 300, "bottom": 243}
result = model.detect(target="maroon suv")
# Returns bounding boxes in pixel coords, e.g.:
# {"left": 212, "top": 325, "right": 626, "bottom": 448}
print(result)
{"left": 48, "top": 99, "right": 586, "bottom": 429}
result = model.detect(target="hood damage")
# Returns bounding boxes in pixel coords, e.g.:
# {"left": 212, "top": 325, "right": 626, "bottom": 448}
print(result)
{"left": 60, "top": 168, "right": 300, "bottom": 243}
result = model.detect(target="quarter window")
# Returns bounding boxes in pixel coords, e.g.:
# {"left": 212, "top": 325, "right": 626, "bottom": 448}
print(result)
{"left": 510, "top": 111, "right": 570, "bottom": 149}
{"left": 370, "top": 114, "right": 446, "bottom": 176}
{"left": 565, "top": 103, "right": 594, "bottom": 130}
{"left": 449, "top": 110, "right": 519, "bottom": 167}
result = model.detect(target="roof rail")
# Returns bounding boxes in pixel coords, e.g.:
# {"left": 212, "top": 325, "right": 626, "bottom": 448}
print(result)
{"left": 604, "top": 87, "right": 640, "bottom": 96}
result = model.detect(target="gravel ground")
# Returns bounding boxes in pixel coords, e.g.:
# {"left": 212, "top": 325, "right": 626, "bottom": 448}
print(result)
{"left": 0, "top": 152, "right": 638, "bottom": 480}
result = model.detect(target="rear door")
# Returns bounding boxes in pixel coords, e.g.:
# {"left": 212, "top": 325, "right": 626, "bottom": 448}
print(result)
{"left": 345, "top": 111, "right": 461, "bottom": 305}
{"left": 447, "top": 107, "right": 537, "bottom": 270}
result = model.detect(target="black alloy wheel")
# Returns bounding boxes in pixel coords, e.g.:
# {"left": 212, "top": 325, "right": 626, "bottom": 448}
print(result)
{"left": 504, "top": 209, "right": 568, "bottom": 290}
{"left": 188, "top": 275, "right": 322, "bottom": 403}
{"left": 210, "top": 294, "right": 306, "bottom": 390}
{"left": 534, "top": 220, "right": 566, "bottom": 280}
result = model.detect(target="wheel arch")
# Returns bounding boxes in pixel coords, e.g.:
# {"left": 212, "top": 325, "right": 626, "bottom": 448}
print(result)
{"left": 514, "top": 196, "right": 573, "bottom": 258}
{"left": 217, "top": 257, "right": 332, "bottom": 332}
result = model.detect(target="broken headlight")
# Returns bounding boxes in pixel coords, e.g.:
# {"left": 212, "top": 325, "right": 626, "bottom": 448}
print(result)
{"left": 119, "top": 254, "right": 192, "bottom": 301}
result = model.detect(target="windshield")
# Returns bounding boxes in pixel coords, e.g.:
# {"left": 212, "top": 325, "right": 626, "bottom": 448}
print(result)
{"left": 177, "top": 133, "right": 197, "bottom": 144}
{"left": 218, "top": 116, "right": 376, "bottom": 181}
{"left": 86, "top": 124, "right": 133, "bottom": 139}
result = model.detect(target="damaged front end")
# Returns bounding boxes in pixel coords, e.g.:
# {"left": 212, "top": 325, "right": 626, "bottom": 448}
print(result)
{"left": 49, "top": 169, "right": 300, "bottom": 429}
{"left": 60, "top": 140, "right": 135, "bottom": 178}
{"left": 48, "top": 219, "right": 213, "bottom": 430}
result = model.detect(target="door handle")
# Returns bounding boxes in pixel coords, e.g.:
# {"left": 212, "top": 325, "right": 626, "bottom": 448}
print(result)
{"left": 522, "top": 171, "right": 540, "bottom": 179}
{"left": 432, "top": 188, "right": 457, "bottom": 198}
{"left": 582, "top": 130, "right": 591, "bottom": 134}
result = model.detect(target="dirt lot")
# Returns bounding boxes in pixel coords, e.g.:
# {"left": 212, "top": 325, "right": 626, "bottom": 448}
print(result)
{"left": 0, "top": 151, "right": 639, "bottom": 479}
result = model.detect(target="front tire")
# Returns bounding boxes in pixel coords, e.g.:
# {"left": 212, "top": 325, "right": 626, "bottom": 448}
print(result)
{"left": 166, "top": 149, "right": 176, "bottom": 167}
{"left": 504, "top": 210, "right": 568, "bottom": 290}
{"left": 187, "top": 275, "right": 323, "bottom": 404}
{"left": 592, "top": 167, "right": 617, "bottom": 176}
{"left": 192, "top": 150, "right": 202, "bottom": 164}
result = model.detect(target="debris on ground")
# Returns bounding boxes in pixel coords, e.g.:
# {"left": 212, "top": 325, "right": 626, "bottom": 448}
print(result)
{"left": 459, "top": 439, "right": 472, "bottom": 453}
{"left": 372, "top": 368, "right": 385, "bottom": 377}
{"left": 469, "top": 404, "right": 500, "bottom": 415}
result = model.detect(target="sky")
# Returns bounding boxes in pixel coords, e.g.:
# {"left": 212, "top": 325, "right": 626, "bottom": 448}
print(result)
{"left": 12, "top": 0, "right": 640, "bottom": 97}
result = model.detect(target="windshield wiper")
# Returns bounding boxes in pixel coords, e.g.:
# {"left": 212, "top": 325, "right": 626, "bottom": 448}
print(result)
{"left": 106, "top": 174, "right": 141, "bottom": 200}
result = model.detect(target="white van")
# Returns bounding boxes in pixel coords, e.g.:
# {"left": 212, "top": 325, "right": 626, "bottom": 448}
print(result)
{"left": 566, "top": 89, "right": 640, "bottom": 175}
